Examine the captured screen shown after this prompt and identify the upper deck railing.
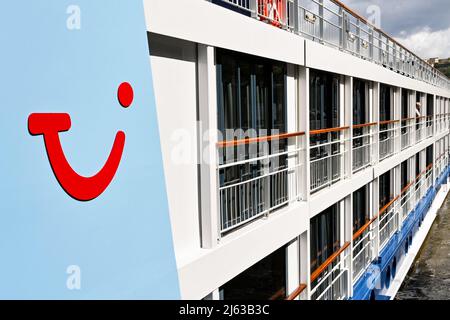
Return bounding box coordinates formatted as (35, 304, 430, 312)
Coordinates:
(210, 0, 450, 90)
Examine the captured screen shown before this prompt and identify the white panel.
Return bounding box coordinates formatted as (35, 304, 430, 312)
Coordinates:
(149, 37, 201, 266)
(144, 0, 305, 66)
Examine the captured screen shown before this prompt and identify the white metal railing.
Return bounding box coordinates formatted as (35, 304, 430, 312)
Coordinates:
(351, 164, 434, 282)
(379, 121, 398, 161)
(415, 116, 425, 143)
(401, 118, 414, 150)
(425, 116, 434, 138)
(435, 154, 448, 180)
(437, 114, 443, 133)
(399, 164, 433, 226)
(310, 127, 349, 192)
(352, 225, 375, 283)
(437, 113, 449, 133)
(378, 197, 399, 251)
(352, 123, 376, 173)
(211, 0, 450, 90)
(310, 243, 351, 300)
(217, 133, 305, 234)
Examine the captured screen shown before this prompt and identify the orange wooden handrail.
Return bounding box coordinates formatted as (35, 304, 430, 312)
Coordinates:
(269, 288, 286, 301)
(310, 126, 350, 135)
(353, 122, 377, 129)
(216, 131, 305, 148)
(401, 117, 416, 121)
(379, 119, 400, 125)
(286, 284, 307, 300)
(352, 216, 378, 241)
(310, 242, 350, 283)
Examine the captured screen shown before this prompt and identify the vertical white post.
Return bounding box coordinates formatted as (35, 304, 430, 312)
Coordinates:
(394, 87, 401, 153)
(340, 76, 346, 180)
(373, 82, 380, 165)
(394, 165, 401, 231)
(420, 149, 426, 198)
(287, 64, 298, 201)
(286, 238, 300, 299)
(368, 181, 375, 258)
(373, 178, 380, 258)
(198, 44, 219, 248)
(299, 230, 310, 300)
(299, 67, 311, 199)
(411, 90, 417, 144)
(345, 194, 353, 297)
(345, 76, 353, 177)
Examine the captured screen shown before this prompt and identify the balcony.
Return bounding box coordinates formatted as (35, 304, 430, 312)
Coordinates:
(425, 116, 434, 138)
(399, 164, 433, 224)
(217, 132, 305, 234)
(435, 154, 448, 181)
(310, 126, 349, 193)
(379, 120, 398, 161)
(350, 163, 434, 283)
(378, 196, 399, 251)
(415, 116, 426, 143)
(310, 242, 351, 300)
(352, 123, 376, 173)
(401, 118, 414, 150)
(352, 219, 375, 283)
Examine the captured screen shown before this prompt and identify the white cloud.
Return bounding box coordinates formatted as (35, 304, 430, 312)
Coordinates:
(395, 27, 450, 59)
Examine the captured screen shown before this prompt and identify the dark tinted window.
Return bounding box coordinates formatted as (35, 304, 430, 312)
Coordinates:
(353, 185, 369, 232)
(310, 69, 340, 130)
(310, 204, 340, 273)
(220, 246, 287, 300)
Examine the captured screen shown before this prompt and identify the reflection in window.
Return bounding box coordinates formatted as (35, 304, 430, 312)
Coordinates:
(309, 69, 340, 131)
(310, 204, 340, 273)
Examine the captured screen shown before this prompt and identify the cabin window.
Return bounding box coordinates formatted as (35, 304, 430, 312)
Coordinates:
(401, 89, 409, 119)
(353, 79, 369, 126)
(380, 84, 392, 122)
(309, 69, 340, 131)
(427, 94, 434, 118)
(415, 153, 421, 192)
(217, 49, 286, 136)
(379, 171, 391, 208)
(401, 160, 408, 190)
(426, 145, 433, 166)
(310, 204, 340, 273)
(353, 185, 369, 233)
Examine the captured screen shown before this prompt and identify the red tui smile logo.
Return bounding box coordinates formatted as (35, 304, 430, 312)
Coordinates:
(28, 82, 134, 201)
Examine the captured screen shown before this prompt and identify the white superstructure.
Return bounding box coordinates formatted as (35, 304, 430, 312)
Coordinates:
(143, 0, 450, 300)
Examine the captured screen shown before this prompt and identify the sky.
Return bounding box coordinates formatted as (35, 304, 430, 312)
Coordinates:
(339, 0, 450, 59)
